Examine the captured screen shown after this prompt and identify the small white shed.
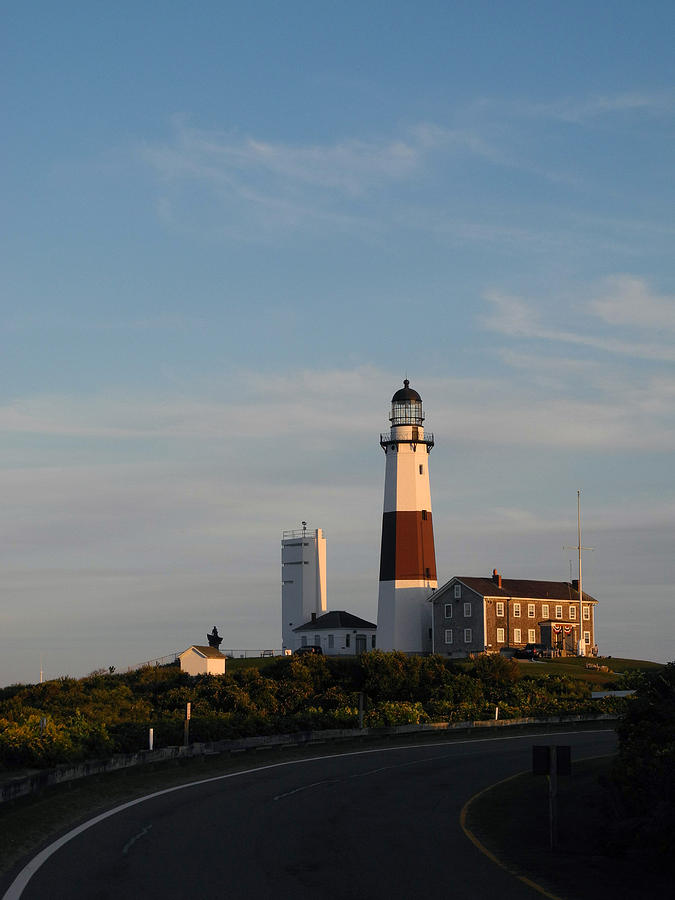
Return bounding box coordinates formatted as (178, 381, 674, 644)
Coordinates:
(179, 645, 226, 676)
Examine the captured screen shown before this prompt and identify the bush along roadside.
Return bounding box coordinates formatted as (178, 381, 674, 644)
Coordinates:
(0, 652, 631, 769)
(603, 661, 675, 862)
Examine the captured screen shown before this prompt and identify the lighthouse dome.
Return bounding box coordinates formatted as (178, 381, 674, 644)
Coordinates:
(391, 379, 421, 403)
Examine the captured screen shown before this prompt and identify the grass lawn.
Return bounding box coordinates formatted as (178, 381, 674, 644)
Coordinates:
(465, 756, 669, 900)
(513, 656, 662, 686)
(224, 655, 283, 672)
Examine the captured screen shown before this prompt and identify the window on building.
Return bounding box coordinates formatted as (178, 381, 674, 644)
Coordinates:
(444, 629, 453, 644)
(496, 627, 505, 643)
(371, 635, 376, 648)
(314, 635, 320, 646)
(454, 584, 461, 599)
(569, 606, 576, 619)
(555, 605, 563, 619)
(496, 602, 504, 617)
(419, 464, 424, 475)
(422, 509, 427, 520)
(513, 603, 521, 618)
(514, 628, 522, 643)
(444, 604, 453, 618)
(528, 629, 536, 643)
(328, 634, 334, 649)
(425, 567, 431, 578)
(583, 606, 590, 620)
(464, 628, 472, 643)
(542, 604, 549, 618)
(301, 636, 307, 647)
(463, 602, 472, 617)
(528, 604, 535, 618)
(345, 634, 350, 648)
(584, 631, 591, 645)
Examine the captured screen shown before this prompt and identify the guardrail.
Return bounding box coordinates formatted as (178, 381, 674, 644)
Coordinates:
(0, 713, 618, 804)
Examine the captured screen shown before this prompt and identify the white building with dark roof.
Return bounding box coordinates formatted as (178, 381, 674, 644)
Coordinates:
(293, 610, 377, 655)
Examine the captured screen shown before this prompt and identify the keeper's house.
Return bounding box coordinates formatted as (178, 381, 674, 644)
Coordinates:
(430, 569, 597, 658)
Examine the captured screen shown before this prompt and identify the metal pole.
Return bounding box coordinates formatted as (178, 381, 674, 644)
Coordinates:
(577, 491, 585, 657)
(184, 702, 191, 746)
(149, 728, 154, 751)
(549, 746, 558, 850)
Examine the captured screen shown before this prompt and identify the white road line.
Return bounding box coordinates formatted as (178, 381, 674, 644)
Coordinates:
(2, 729, 614, 899)
(121, 824, 152, 856)
(273, 754, 453, 799)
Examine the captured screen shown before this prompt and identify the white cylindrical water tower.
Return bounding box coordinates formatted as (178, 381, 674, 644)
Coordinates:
(376, 380, 437, 652)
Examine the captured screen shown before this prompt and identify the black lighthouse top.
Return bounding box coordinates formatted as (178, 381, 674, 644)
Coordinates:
(390, 379, 424, 425)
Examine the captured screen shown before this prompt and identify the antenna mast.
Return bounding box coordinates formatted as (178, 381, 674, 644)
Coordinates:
(564, 490, 593, 656)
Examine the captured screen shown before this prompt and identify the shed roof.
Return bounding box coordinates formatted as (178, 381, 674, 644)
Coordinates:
(180, 645, 226, 659)
(293, 610, 377, 632)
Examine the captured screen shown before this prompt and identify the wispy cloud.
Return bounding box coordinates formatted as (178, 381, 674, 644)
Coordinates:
(590, 275, 675, 331)
(482, 277, 675, 362)
(142, 117, 508, 194)
(3, 356, 675, 455)
(481, 89, 675, 124)
(138, 118, 517, 237)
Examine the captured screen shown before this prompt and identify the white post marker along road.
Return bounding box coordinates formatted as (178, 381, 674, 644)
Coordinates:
(3, 730, 615, 899)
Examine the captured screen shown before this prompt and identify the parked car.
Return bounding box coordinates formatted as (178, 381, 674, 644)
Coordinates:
(294, 645, 323, 656)
(514, 643, 546, 660)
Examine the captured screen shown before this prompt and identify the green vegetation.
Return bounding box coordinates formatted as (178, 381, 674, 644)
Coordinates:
(608, 661, 675, 857)
(0, 651, 649, 771)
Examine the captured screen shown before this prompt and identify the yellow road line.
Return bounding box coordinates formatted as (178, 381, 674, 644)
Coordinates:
(459, 752, 615, 900)
(459, 771, 564, 900)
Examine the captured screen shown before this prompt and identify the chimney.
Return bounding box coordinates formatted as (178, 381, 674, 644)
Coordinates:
(572, 579, 579, 591)
(311, 612, 316, 622)
(492, 568, 502, 589)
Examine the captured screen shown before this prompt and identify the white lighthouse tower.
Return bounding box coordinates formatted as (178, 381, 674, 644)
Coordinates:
(377, 380, 437, 652)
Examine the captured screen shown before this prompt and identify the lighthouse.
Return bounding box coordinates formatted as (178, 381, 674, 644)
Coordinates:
(377, 379, 437, 652)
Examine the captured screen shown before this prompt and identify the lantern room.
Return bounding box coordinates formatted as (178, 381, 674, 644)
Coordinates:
(390, 379, 424, 425)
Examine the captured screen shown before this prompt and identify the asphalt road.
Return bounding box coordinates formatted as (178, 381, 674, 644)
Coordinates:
(4, 728, 616, 900)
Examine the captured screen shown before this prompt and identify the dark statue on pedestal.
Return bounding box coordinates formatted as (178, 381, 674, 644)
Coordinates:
(207, 626, 223, 649)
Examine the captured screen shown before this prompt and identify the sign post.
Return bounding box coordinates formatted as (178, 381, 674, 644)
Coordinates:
(184, 702, 191, 746)
(533, 745, 571, 850)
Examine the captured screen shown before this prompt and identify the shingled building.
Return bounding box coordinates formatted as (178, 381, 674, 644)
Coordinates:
(430, 569, 597, 658)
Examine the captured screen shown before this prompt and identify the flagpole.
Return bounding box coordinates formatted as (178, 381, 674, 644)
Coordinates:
(577, 490, 585, 657)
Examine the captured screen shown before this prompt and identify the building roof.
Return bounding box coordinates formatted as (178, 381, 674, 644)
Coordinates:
(180, 645, 226, 659)
(293, 610, 377, 632)
(439, 576, 597, 604)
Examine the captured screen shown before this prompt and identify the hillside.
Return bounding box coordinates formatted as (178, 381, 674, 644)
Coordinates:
(0, 652, 661, 771)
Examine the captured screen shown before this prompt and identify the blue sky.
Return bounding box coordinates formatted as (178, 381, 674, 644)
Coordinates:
(2, 2, 674, 683)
